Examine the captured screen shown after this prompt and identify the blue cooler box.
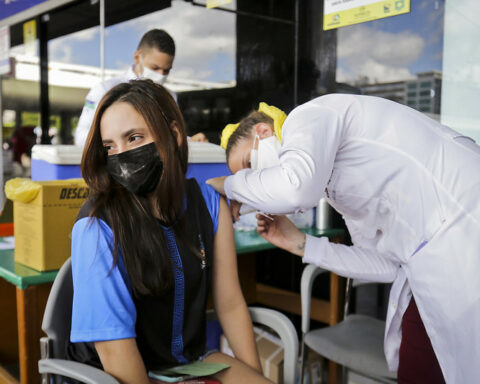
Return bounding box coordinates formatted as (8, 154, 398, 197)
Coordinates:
(31, 142, 230, 182)
(186, 141, 231, 183)
(31, 145, 83, 181)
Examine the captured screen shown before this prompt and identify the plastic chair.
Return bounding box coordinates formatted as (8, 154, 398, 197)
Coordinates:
(300, 264, 397, 384)
(39, 258, 299, 384)
(38, 258, 119, 384)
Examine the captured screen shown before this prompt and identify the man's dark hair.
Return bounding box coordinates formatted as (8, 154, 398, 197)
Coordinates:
(137, 29, 175, 56)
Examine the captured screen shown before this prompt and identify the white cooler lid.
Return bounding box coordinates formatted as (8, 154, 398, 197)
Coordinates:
(32, 142, 226, 165)
(32, 144, 83, 165)
(188, 141, 226, 163)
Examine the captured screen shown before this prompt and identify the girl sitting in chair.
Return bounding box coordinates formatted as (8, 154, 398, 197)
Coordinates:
(67, 79, 271, 384)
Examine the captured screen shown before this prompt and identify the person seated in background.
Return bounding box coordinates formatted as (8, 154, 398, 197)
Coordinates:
(67, 79, 271, 384)
(74, 29, 207, 146)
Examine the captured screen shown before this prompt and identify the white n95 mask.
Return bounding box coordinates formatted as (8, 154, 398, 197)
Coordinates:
(255, 135, 282, 169)
(141, 64, 168, 85)
(250, 135, 259, 169)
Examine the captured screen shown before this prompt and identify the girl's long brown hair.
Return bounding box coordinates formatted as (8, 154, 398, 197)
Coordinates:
(82, 79, 189, 296)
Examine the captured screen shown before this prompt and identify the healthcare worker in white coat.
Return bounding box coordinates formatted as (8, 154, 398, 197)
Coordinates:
(208, 95, 480, 384)
(74, 29, 178, 147)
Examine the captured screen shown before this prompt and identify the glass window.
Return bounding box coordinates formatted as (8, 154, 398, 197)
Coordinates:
(48, 26, 100, 144)
(105, 2, 236, 84)
(105, 2, 236, 140)
(336, 2, 445, 120)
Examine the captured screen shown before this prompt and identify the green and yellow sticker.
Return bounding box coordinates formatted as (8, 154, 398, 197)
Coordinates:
(206, 0, 232, 9)
(323, 0, 410, 31)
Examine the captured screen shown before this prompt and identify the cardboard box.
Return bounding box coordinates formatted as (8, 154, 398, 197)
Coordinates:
(13, 179, 89, 271)
(220, 326, 284, 383)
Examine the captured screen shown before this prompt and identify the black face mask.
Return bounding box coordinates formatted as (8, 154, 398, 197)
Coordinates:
(106, 142, 163, 195)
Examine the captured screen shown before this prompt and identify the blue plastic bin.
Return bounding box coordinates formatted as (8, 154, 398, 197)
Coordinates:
(31, 145, 83, 181)
(31, 142, 231, 183)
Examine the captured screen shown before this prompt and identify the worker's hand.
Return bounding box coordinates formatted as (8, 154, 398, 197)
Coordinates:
(256, 214, 306, 257)
(230, 200, 242, 222)
(206, 176, 244, 221)
(206, 176, 227, 196)
(189, 132, 209, 142)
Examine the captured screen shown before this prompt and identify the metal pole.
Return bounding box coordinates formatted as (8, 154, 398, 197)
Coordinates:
(0, 75, 4, 210)
(38, 15, 51, 144)
(293, 0, 299, 107)
(100, 0, 105, 80)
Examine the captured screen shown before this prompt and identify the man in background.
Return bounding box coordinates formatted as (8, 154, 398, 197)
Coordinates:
(75, 29, 207, 145)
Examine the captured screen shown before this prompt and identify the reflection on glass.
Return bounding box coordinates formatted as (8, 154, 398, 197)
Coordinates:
(336, 1, 445, 121)
(47, 27, 101, 144)
(106, 1, 236, 85)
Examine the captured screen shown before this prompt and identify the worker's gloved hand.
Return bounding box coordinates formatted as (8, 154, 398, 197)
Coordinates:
(256, 214, 306, 257)
(229, 200, 243, 222)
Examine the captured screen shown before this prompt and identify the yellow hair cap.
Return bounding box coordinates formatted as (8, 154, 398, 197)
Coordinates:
(220, 123, 239, 150)
(258, 102, 287, 141)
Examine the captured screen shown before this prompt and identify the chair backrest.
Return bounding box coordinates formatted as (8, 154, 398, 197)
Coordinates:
(206, 307, 299, 384)
(42, 258, 73, 359)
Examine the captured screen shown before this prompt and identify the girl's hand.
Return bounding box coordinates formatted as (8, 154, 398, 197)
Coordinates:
(256, 214, 306, 257)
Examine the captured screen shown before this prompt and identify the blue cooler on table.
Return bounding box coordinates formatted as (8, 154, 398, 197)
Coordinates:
(31, 142, 230, 183)
(186, 141, 231, 183)
(31, 145, 83, 181)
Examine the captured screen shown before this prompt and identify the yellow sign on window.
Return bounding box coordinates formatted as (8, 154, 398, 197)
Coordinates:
(23, 19, 37, 56)
(206, 0, 232, 9)
(323, 0, 410, 30)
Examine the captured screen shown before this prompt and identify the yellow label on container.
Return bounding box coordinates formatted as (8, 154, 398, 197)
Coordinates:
(206, 0, 232, 9)
(324, 0, 410, 31)
(23, 19, 36, 56)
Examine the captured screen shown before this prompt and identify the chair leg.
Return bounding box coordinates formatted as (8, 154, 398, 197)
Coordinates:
(341, 366, 347, 384)
(299, 338, 308, 384)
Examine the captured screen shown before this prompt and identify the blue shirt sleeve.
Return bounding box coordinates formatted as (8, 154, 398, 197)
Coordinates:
(70, 217, 137, 343)
(198, 182, 220, 234)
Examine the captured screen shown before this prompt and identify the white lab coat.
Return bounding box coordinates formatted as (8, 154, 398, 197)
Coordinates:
(74, 66, 177, 146)
(224, 94, 480, 383)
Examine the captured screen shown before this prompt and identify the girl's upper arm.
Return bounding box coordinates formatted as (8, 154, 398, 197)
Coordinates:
(211, 197, 243, 311)
(70, 217, 136, 343)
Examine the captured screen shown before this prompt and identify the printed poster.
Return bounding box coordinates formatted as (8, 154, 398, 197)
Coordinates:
(206, 0, 232, 9)
(324, 0, 410, 30)
(23, 19, 36, 56)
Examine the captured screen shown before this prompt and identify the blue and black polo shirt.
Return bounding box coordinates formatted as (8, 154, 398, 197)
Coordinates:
(67, 179, 220, 370)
